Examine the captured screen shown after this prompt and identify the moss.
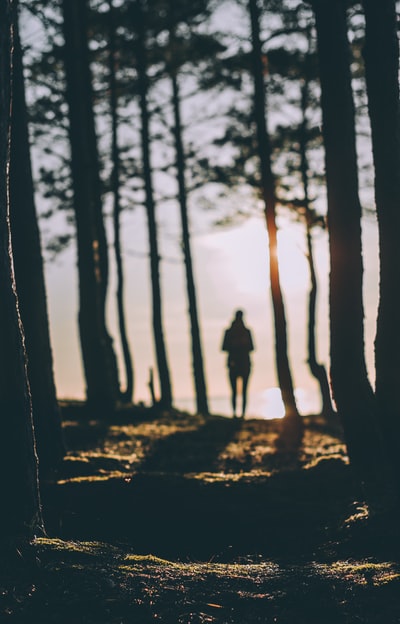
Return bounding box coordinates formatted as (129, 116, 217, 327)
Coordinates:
(1, 536, 398, 622)
(123, 553, 180, 567)
(10, 407, 397, 622)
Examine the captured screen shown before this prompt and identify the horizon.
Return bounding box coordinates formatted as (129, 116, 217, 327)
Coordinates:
(45, 212, 379, 416)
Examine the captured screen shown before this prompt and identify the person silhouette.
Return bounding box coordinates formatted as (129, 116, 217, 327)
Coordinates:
(221, 309, 255, 418)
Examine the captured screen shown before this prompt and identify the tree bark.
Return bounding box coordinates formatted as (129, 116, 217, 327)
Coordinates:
(0, 0, 43, 543)
(135, 2, 173, 410)
(62, 0, 120, 413)
(10, 3, 65, 476)
(249, 0, 300, 425)
(311, 0, 384, 491)
(299, 71, 334, 419)
(108, 0, 134, 404)
(168, 33, 209, 415)
(362, 0, 400, 487)
(304, 218, 335, 419)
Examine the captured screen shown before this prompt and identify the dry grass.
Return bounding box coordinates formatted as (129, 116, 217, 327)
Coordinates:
(2, 405, 400, 622)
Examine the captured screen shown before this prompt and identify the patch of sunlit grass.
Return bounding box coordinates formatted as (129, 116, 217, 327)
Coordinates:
(313, 560, 400, 587)
(342, 503, 369, 526)
(191, 470, 272, 483)
(57, 473, 129, 485)
(34, 538, 121, 558)
(304, 455, 349, 470)
(121, 553, 280, 579)
(123, 554, 181, 567)
(374, 571, 400, 585)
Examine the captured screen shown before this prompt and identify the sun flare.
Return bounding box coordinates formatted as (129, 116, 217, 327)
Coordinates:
(276, 230, 309, 294)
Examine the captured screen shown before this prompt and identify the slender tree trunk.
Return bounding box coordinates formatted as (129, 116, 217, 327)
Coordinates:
(249, 0, 300, 424)
(169, 64, 209, 415)
(136, 5, 173, 410)
(311, 0, 385, 492)
(362, 0, 400, 488)
(108, 0, 134, 404)
(0, 0, 43, 543)
(10, 4, 65, 476)
(299, 73, 334, 419)
(62, 0, 120, 413)
(304, 219, 335, 419)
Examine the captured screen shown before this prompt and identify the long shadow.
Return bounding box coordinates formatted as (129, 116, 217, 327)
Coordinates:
(272, 415, 305, 471)
(62, 421, 110, 453)
(45, 410, 359, 561)
(139, 414, 241, 474)
(60, 402, 163, 454)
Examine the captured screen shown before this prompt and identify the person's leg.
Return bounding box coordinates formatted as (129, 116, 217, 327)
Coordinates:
(229, 370, 237, 417)
(241, 373, 249, 418)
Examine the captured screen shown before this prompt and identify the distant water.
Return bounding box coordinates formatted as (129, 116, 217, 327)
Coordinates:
(176, 387, 321, 419)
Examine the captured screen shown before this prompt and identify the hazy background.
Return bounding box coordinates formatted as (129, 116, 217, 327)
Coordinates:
(23, 1, 380, 418)
(44, 208, 379, 418)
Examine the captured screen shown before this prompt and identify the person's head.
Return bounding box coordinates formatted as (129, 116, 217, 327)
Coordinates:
(234, 309, 243, 322)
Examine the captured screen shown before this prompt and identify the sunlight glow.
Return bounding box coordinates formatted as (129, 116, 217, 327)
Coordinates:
(276, 230, 309, 294)
(180, 385, 320, 419)
(252, 388, 285, 419)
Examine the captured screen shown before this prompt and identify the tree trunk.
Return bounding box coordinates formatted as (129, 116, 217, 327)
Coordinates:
(362, 0, 400, 488)
(311, 0, 385, 491)
(249, 0, 300, 425)
(108, 0, 134, 404)
(305, 219, 335, 419)
(10, 3, 65, 476)
(0, 0, 43, 544)
(135, 5, 173, 410)
(169, 59, 209, 415)
(62, 0, 120, 413)
(299, 71, 335, 420)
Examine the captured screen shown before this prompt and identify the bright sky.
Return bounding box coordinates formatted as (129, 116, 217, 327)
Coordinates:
(25, 0, 381, 418)
(44, 208, 380, 417)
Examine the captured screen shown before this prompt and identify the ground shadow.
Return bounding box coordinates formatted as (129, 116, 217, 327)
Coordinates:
(273, 415, 305, 470)
(5, 538, 400, 623)
(139, 415, 242, 474)
(42, 409, 355, 562)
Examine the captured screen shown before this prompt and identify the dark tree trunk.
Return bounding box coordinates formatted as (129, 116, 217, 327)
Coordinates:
(304, 218, 335, 419)
(62, 0, 120, 413)
(362, 0, 400, 486)
(0, 0, 43, 544)
(311, 0, 385, 491)
(108, 0, 134, 404)
(135, 4, 173, 410)
(249, 0, 300, 425)
(169, 61, 209, 416)
(9, 4, 65, 476)
(299, 72, 335, 420)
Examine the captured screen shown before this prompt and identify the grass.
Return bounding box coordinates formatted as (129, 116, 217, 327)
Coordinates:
(2, 404, 400, 623)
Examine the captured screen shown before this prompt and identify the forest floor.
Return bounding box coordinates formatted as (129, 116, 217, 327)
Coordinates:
(2, 403, 400, 623)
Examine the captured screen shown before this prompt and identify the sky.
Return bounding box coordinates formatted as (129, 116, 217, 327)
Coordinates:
(23, 0, 383, 418)
(44, 206, 380, 418)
